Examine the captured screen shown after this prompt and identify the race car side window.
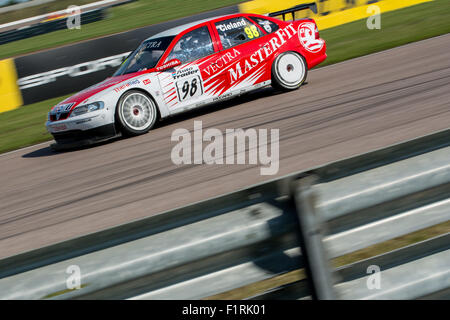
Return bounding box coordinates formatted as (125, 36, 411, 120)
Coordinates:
(249, 17, 280, 34)
(215, 17, 263, 50)
(166, 26, 214, 64)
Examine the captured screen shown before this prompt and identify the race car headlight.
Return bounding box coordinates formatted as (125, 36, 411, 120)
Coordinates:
(70, 101, 104, 117)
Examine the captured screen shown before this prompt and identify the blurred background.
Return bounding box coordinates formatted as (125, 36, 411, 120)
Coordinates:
(0, 0, 30, 6)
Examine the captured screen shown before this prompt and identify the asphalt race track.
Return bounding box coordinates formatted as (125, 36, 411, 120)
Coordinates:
(0, 34, 449, 259)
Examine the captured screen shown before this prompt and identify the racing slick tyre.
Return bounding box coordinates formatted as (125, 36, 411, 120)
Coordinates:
(271, 51, 307, 91)
(116, 90, 158, 136)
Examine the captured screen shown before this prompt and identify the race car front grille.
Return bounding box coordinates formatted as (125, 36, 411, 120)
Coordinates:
(50, 112, 70, 122)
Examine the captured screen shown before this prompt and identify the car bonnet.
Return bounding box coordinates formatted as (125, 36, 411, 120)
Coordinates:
(51, 73, 144, 112)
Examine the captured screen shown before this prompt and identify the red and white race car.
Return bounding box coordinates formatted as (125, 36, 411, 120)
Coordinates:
(46, 3, 326, 148)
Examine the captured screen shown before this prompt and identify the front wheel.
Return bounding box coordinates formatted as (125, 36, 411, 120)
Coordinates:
(116, 90, 158, 136)
(271, 51, 307, 91)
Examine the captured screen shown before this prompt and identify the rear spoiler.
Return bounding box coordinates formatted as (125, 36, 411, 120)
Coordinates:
(268, 2, 318, 21)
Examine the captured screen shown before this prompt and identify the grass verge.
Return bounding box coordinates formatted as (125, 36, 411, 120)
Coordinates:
(0, 0, 449, 153)
(0, 94, 71, 153)
(321, 0, 450, 66)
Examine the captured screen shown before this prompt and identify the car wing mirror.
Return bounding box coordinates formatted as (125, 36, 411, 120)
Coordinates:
(156, 59, 181, 71)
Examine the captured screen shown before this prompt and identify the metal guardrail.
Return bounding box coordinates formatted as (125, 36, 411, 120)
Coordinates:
(0, 128, 449, 299)
(295, 146, 450, 299)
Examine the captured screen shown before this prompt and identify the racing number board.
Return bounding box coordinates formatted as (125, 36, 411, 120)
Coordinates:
(173, 66, 204, 102)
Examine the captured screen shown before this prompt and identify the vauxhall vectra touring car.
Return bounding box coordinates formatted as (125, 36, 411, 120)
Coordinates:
(46, 3, 327, 148)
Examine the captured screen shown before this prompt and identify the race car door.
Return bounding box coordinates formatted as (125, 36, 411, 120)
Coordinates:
(157, 25, 217, 112)
(206, 16, 269, 96)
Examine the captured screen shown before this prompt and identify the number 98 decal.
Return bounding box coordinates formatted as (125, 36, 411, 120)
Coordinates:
(176, 76, 204, 102)
(244, 25, 260, 39)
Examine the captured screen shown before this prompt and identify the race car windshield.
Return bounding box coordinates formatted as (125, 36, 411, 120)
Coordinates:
(113, 36, 175, 76)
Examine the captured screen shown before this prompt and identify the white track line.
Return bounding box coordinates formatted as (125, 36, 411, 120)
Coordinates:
(0, 141, 53, 157)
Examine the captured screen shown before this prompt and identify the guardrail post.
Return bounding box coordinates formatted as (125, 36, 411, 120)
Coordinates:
(293, 175, 336, 299)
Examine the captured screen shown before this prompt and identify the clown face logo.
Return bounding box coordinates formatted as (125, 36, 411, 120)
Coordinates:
(298, 22, 324, 53)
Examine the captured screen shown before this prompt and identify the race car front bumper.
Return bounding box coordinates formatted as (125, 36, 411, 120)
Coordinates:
(51, 123, 117, 143)
(46, 109, 118, 148)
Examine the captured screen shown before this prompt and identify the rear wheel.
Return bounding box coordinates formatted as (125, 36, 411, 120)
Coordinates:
(271, 51, 307, 91)
(116, 90, 158, 136)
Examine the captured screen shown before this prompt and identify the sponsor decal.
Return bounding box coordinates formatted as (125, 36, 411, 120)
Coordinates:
(172, 66, 199, 80)
(216, 18, 247, 32)
(213, 92, 232, 102)
(254, 82, 267, 89)
(229, 24, 297, 84)
(204, 48, 240, 77)
(145, 40, 163, 49)
(156, 59, 181, 72)
(260, 21, 273, 34)
(113, 79, 140, 93)
(143, 79, 151, 85)
(298, 22, 324, 53)
(18, 52, 131, 90)
(169, 65, 205, 102)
